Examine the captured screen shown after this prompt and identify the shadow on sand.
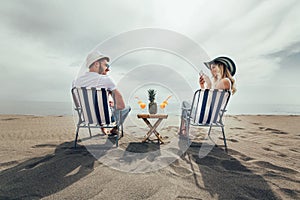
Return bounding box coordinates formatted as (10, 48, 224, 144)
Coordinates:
(0, 137, 280, 199)
(0, 141, 96, 199)
(178, 140, 279, 200)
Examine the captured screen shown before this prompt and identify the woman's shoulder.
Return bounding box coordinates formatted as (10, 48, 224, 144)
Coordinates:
(220, 78, 231, 90)
(222, 77, 231, 83)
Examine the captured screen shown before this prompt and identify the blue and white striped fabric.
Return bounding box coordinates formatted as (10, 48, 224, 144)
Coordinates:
(71, 87, 80, 109)
(191, 89, 230, 125)
(76, 87, 112, 125)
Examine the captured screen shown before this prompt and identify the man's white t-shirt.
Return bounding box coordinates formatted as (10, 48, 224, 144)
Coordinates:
(73, 72, 117, 91)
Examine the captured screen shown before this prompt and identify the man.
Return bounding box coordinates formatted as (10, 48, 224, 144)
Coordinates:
(73, 51, 131, 135)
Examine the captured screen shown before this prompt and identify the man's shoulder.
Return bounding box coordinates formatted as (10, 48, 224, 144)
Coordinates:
(99, 74, 110, 77)
(74, 72, 116, 89)
(74, 72, 99, 87)
(85, 72, 100, 77)
(99, 74, 113, 80)
(78, 72, 100, 79)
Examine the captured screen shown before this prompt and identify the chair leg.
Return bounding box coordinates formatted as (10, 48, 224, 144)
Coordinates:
(179, 116, 184, 133)
(116, 131, 119, 147)
(117, 110, 123, 144)
(88, 125, 92, 137)
(179, 108, 187, 134)
(208, 124, 213, 136)
(121, 123, 124, 138)
(221, 126, 228, 152)
(207, 124, 216, 146)
(74, 126, 80, 148)
(186, 119, 191, 145)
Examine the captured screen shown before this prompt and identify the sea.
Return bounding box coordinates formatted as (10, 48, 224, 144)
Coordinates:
(0, 101, 299, 116)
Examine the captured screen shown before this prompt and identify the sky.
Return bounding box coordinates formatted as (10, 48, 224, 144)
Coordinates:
(0, 0, 300, 114)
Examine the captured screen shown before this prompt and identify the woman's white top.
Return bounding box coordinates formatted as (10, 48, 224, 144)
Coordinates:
(212, 77, 232, 91)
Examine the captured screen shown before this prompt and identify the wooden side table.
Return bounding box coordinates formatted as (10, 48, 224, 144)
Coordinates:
(137, 114, 168, 144)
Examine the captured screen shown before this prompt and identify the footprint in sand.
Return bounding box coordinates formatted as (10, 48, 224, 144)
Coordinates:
(0, 160, 19, 167)
(32, 144, 57, 148)
(1, 117, 19, 121)
(248, 131, 258, 135)
(232, 116, 242, 121)
(217, 137, 238, 143)
(265, 128, 288, 135)
(229, 149, 254, 161)
(252, 122, 262, 125)
(259, 127, 288, 135)
(230, 127, 245, 130)
(262, 147, 274, 152)
(280, 188, 299, 199)
(262, 146, 287, 156)
(253, 161, 297, 174)
(241, 156, 254, 161)
(289, 148, 299, 153)
(277, 153, 287, 157)
(270, 142, 284, 147)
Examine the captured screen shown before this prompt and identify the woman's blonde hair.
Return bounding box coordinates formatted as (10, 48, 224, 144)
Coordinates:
(215, 63, 237, 94)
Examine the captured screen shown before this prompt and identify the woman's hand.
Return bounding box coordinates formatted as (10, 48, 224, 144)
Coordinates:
(199, 74, 212, 89)
(199, 75, 205, 88)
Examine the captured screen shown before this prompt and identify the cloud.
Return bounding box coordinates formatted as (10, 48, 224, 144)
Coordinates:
(0, 0, 299, 108)
(267, 41, 300, 69)
(199, 0, 300, 86)
(0, 0, 159, 56)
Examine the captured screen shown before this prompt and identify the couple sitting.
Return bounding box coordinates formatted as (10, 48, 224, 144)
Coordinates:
(73, 51, 131, 136)
(73, 51, 237, 137)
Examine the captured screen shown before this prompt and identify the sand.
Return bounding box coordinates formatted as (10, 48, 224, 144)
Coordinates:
(0, 114, 299, 200)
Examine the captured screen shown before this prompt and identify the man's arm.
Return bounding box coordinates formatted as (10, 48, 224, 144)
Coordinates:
(112, 89, 125, 110)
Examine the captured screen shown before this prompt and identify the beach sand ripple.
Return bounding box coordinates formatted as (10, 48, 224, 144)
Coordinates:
(0, 114, 299, 199)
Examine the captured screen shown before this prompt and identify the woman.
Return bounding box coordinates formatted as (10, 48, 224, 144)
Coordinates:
(179, 56, 237, 136)
(200, 56, 236, 94)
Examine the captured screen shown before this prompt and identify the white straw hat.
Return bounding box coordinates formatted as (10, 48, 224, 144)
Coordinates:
(86, 51, 110, 68)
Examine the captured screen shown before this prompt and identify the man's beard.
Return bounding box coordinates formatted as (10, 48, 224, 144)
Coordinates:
(98, 67, 105, 74)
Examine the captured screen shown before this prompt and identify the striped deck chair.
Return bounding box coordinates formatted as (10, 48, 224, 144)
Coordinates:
(71, 87, 122, 148)
(181, 89, 231, 151)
